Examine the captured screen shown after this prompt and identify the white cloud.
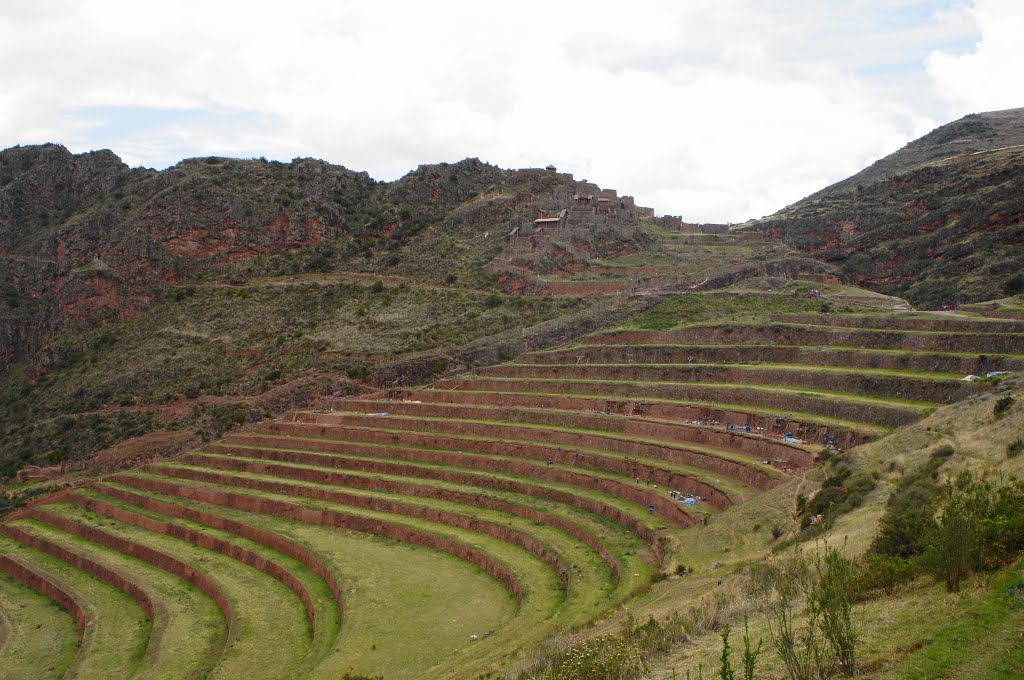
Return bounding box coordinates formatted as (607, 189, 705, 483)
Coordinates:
(926, 0, 1024, 115)
(0, 0, 1009, 222)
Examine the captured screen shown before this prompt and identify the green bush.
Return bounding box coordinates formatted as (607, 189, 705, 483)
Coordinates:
(1008, 438, 1024, 459)
(801, 465, 876, 528)
(852, 554, 914, 597)
(870, 447, 952, 558)
(993, 395, 1014, 417)
(346, 365, 371, 381)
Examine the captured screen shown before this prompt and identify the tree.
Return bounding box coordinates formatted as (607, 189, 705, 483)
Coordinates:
(919, 483, 981, 592)
(811, 541, 858, 676)
(740, 616, 763, 680)
(747, 540, 858, 679)
(718, 623, 735, 680)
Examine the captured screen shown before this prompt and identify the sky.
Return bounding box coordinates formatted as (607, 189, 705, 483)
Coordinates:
(1, 0, 1022, 223)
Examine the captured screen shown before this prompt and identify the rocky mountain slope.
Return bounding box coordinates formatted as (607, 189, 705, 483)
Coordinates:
(747, 107, 1024, 307)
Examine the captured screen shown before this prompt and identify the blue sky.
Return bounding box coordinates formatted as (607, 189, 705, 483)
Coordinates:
(1, 0, 1020, 222)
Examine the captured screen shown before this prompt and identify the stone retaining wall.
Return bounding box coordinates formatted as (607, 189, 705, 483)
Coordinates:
(479, 363, 969, 404)
(523, 344, 1024, 375)
(285, 413, 798, 486)
(0, 553, 89, 635)
(405, 389, 872, 448)
(334, 399, 815, 466)
(90, 477, 526, 605)
(63, 492, 318, 636)
(195, 442, 661, 554)
(586, 326, 1024, 354)
(206, 437, 699, 526)
(92, 479, 347, 630)
(141, 461, 572, 591)
(256, 418, 741, 506)
(435, 377, 923, 428)
(105, 470, 620, 582)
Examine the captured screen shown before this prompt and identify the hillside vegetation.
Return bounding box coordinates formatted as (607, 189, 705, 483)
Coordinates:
(3, 112, 1024, 679)
(749, 108, 1024, 307)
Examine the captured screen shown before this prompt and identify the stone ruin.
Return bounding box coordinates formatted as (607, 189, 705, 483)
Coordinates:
(490, 166, 659, 291)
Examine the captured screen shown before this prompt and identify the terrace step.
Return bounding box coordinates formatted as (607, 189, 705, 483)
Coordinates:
(90, 483, 524, 680)
(585, 324, 1024, 354)
(431, 376, 926, 428)
(327, 398, 813, 467)
(276, 411, 770, 497)
(153, 459, 580, 593)
(277, 411, 789, 487)
(35, 501, 320, 679)
(397, 388, 878, 448)
(0, 533, 151, 679)
(85, 479, 347, 655)
(61, 490, 320, 660)
(245, 419, 751, 509)
(105, 468, 623, 585)
(104, 469, 590, 642)
(770, 313, 1024, 333)
(202, 439, 703, 527)
(0, 567, 80, 680)
(141, 462, 624, 613)
(187, 441, 667, 555)
(93, 469, 531, 605)
(521, 344, 1024, 376)
(8, 518, 227, 678)
(477, 363, 969, 403)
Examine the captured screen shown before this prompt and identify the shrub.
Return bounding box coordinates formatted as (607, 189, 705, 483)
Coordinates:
(748, 541, 859, 679)
(369, 280, 385, 294)
(870, 448, 951, 558)
(1008, 438, 1024, 459)
(801, 465, 876, 527)
(852, 554, 913, 597)
(919, 484, 981, 593)
(993, 395, 1014, 417)
(346, 365, 371, 381)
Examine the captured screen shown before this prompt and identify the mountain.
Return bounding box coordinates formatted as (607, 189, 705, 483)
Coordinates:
(746, 107, 1024, 307)
(0, 147, 675, 478)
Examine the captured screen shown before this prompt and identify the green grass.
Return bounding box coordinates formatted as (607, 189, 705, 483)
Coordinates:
(870, 568, 1024, 679)
(446, 374, 937, 410)
(110, 470, 581, 677)
(11, 518, 227, 680)
(0, 535, 150, 679)
(283, 412, 772, 492)
(140, 462, 620, 604)
(89, 480, 524, 679)
(74, 484, 343, 676)
(623, 293, 825, 331)
(503, 359, 964, 380)
(40, 501, 312, 680)
(0, 570, 79, 680)
(415, 387, 893, 438)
